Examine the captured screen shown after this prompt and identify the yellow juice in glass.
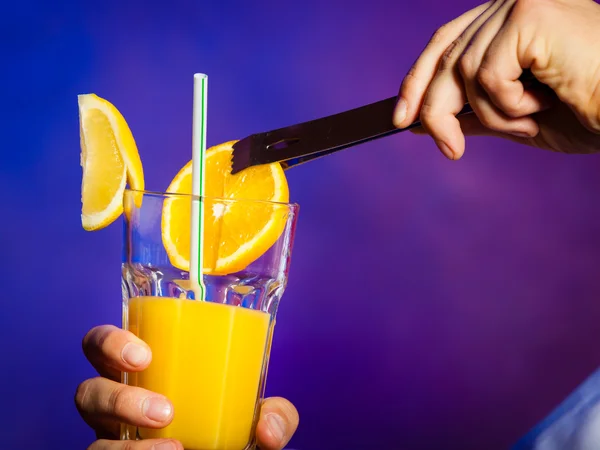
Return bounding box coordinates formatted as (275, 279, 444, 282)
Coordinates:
(127, 296, 272, 450)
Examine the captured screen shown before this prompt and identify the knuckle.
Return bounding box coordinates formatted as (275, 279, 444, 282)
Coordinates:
(477, 66, 498, 91)
(513, 0, 541, 14)
(107, 384, 132, 418)
(476, 111, 503, 131)
(419, 103, 439, 130)
(82, 326, 100, 351)
(83, 325, 115, 354)
(440, 39, 463, 70)
(121, 442, 136, 450)
(98, 330, 114, 356)
(400, 66, 419, 92)
(429, 24, 450, 46)
(404, 66, 418, 83)
(510, 0, 548, 29)
(75, 379, 93, 411)
(458, 52, 476, 79)
(502, 102, 523, 118)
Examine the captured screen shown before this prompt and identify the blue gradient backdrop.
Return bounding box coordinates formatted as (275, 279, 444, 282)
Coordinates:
(4, 0, 600, 449)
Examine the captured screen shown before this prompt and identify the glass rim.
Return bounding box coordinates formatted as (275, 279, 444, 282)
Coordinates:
(125, 188, 299, 208)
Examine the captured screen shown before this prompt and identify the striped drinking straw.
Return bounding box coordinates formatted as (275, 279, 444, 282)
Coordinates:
(189, 73, 208, 300)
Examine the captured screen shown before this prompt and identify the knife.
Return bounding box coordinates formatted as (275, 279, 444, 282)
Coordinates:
(231, 72, 537, 174)
(230, 97, 472, 174)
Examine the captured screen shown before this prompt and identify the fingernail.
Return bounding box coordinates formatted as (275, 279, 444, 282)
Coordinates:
(394, 97, 407, 126)
(266, 413, 286, 442)
(143, 397, 173, 422)
(437, 141, 456, 159)
(122, 342, 149, 367)
(152, 441, 178, 450)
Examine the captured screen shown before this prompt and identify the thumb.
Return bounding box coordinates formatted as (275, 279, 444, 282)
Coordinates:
(255, 397, 299, 450)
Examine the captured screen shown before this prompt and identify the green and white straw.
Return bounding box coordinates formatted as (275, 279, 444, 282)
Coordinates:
(190, 73, 208, 300)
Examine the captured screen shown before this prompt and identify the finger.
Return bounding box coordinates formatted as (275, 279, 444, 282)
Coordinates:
(88, 439, 183, 450)
(255, 397, 300, 450)
(75, 377, 174, 430)
(455, 113, 537, 146)
(456, 5, 545, 137)
(394, 1, 493, 128)
(418, 68, 468, 159)
(83, 325, 152, 380)
(406, 1, 506, 159)
(474, 16, 552, 121)
(411, 113, 535, 145)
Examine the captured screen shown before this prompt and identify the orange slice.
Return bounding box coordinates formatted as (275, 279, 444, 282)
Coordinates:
(78, 94, 144, 230)
(162, 140, 290, 275)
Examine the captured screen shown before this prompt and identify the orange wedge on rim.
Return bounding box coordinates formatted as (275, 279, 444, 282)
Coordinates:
(78, 94, 144, 230)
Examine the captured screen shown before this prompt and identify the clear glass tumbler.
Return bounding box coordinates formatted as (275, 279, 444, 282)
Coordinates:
(120, 189, 299, 450)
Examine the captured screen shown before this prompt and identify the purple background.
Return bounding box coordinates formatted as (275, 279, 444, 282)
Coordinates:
(4, 0, 600, 448)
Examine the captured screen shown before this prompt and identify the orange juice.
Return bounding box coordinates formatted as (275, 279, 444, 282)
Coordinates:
(127, 296, 272, 450)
